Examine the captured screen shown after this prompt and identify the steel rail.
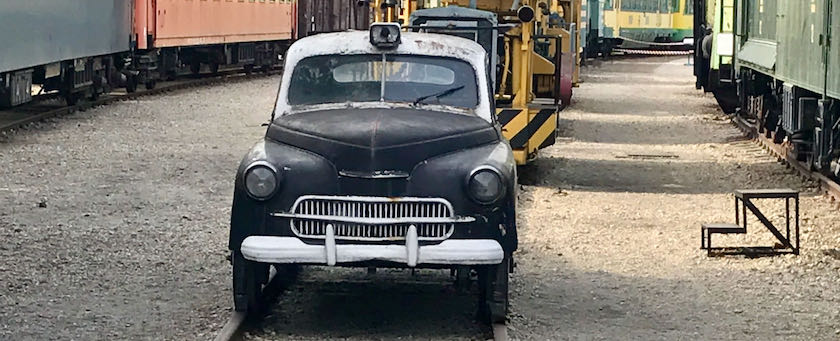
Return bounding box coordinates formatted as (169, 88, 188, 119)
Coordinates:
(492, 322, 509, 341)
(214, 267, 279, 341)
(213, 270, 510, 341)
(731, 115, 840, 203)
(0, 68, 279, 133)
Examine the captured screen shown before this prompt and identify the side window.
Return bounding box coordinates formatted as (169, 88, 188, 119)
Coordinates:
(685, 0, 694, 14)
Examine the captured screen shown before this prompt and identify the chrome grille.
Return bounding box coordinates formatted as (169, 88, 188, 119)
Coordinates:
(288, 196, 455, 241)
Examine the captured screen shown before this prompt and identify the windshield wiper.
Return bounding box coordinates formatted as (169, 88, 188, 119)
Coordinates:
(411, 85, 465, 105)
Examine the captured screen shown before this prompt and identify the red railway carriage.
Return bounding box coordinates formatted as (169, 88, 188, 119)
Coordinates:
(130, 0, 297, 89)
(134, 0, 295, 49)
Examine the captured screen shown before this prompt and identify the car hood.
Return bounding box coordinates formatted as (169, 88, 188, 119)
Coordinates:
(266, 108, 499, 173)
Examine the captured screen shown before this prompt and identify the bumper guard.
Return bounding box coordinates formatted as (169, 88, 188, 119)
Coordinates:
(240, 224, 503, 266)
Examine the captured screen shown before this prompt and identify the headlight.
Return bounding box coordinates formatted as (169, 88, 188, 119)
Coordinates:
(244, 162, 280, 200)
(467, 166, 505, 204)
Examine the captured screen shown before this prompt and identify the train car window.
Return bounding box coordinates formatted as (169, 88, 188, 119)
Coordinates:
(684, 0, 693, 14)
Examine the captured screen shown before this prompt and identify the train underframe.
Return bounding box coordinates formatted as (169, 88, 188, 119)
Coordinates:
(0, 41, 287, 108)
(738, 67, 840, 175)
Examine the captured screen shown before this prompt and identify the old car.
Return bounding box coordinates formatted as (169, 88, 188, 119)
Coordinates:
(228, 23, 517, 322)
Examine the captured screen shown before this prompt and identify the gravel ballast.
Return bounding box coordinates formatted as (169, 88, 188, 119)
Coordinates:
(1, 77, 279, 340)
(1, 57, 839, 340)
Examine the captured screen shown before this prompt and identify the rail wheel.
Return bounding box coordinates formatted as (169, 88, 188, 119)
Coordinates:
(477, 254, 510, 324)
(210, 62, 220, 75)
(232, 251, 269, 314)
(454, 266, 472, 295)
(125, 75, 138, 93)
(244, 64, 254, 75)
(63, 92, 80, 106)
(145, 80, 157, 90)
(165, 70, 177, 81)
(190, 62, 201, 76)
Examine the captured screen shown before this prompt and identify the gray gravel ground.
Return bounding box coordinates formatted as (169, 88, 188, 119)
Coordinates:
(0, 77, 278, 340)
(2, 57, 839, 341)
(511, 57, 840, 340)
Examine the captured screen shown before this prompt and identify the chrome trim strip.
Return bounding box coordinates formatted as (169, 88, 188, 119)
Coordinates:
(338, 170, 410, 179)
(270, 212, 475, 224)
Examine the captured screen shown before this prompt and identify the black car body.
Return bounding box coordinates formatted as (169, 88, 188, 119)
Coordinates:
(229, 24, 517, 322)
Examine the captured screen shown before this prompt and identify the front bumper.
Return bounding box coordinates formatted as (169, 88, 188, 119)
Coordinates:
(240, 226, 503, 266)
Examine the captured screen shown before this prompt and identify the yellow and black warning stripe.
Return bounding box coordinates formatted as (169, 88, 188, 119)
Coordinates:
(496, 107, 557, 164)
(497, 109, 521, 127)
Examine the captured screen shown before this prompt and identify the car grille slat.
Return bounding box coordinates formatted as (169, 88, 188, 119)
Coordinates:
(288, 196, 456, 241)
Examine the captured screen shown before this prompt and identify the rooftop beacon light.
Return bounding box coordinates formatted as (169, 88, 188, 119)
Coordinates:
(517, 5, 535, 22)
(369, 23, 401, 49)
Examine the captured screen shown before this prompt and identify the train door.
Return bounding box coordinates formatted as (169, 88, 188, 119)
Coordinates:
(815, 0, 839, 170)
(776, 0, 825, 92)
(826, 0, 838, 97)
(715, 0, 735, 83)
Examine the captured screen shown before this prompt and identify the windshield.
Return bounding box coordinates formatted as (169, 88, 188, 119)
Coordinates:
(287, 54, 479, 108)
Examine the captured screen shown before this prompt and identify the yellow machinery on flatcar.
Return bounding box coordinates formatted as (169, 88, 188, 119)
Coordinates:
(365, 0, 580, 165)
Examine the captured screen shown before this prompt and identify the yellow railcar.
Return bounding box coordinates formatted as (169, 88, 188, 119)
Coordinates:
(601, 0, 694, 46)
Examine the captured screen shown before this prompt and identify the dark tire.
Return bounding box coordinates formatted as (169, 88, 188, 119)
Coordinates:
(477, 255, 510, 324)
(145, 80, 157, 90)
(232, 251, 268, 314)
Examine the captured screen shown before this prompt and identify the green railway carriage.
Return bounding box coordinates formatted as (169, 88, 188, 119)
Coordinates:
(696, 0, 840, 174)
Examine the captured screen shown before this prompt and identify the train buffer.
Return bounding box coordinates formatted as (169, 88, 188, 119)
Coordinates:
(701, 189, 800, 256)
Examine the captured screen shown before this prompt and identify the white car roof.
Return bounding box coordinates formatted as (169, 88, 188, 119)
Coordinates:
(273, 30, 493, 123)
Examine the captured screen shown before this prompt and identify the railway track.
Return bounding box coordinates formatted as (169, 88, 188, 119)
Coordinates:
(612, 48, 692, 56)
(214, 270, 510, 341)
(0, 67, 280, 133)
(732, 115, 840, 203)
